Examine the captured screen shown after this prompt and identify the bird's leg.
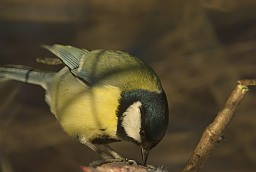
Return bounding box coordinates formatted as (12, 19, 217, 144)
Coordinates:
(101, 144, 138, 165)
(79, 137, 112, 160)
(79, 137, 137, 167)
(102, 144, 123, 159)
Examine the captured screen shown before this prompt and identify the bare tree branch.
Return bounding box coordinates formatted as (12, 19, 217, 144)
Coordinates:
(81, 161, 166, 172)
(182, 79, 256, 172)
(36, 57, 62, 65)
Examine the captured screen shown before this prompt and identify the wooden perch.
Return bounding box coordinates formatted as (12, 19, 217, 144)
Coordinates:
(182, 79, 256, 172)
(80, 161, 166, 172)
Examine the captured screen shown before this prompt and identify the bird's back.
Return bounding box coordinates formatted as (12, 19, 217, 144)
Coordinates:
(77, 49, 162, 92)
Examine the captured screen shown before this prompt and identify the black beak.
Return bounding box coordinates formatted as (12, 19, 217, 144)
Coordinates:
(141, 147, 149, 165)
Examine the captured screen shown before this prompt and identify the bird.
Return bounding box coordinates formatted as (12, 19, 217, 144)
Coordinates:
(0, 45, 169, 165)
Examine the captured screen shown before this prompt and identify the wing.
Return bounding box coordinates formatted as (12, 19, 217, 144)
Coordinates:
(44, 45, 162, 92)
(43, 45, 88, 70)
(43, 44, 93, 85)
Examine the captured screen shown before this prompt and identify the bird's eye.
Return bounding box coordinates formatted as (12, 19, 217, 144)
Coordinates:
(140, 130, 146, 139)
(140, 130, 150, 148)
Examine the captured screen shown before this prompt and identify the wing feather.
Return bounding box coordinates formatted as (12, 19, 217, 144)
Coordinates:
(42, 44, 88, 70)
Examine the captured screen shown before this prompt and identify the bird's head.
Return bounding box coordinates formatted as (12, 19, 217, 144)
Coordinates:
(117, 89, 169, 165)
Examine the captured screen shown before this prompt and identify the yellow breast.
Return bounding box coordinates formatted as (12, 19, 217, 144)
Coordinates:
(47, 67, 121, 141)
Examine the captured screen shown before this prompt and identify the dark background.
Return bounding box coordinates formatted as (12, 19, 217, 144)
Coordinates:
(0, 1, 256, 171)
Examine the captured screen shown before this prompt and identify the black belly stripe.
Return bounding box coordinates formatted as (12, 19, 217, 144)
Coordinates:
(91, 135, 121, 144)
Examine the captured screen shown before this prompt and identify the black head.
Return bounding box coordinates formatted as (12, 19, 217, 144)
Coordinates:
(117, 89, 169, 165)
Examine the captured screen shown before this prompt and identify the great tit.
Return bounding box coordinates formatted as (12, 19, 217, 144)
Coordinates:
(0, 45, 169, 165)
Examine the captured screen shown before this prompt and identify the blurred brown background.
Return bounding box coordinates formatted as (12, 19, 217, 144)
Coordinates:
(0, 0, 256, 171)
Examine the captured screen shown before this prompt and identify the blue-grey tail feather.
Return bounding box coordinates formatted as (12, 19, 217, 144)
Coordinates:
(0, 65, 54, 89)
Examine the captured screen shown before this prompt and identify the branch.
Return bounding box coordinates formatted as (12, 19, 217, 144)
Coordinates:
(36, 57, 62, 65)
(81, 161, 165, 172)
(182, 79, 256, 172)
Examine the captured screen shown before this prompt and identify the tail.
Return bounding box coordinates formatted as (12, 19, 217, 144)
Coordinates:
(0, 65, 55, 90)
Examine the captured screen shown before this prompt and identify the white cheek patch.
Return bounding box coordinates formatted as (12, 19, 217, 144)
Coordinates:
(122, 101, 142, 143)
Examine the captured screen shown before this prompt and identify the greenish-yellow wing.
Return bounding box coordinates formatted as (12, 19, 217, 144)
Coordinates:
(44, 44, 162, 92)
